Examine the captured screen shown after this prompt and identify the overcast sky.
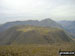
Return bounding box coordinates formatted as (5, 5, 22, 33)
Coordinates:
(0, 0, 75, 23)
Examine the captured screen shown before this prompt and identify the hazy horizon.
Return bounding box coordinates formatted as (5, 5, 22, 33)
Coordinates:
(0, 0, 75, 24)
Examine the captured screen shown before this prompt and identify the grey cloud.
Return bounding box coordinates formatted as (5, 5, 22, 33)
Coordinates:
(0, 0, 75, 23)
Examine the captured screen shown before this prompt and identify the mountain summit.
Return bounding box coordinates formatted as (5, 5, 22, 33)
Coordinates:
(0, 18, 62, 32)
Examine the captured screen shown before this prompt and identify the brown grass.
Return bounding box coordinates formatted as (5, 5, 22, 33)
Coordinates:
(0, 43, 75, 56)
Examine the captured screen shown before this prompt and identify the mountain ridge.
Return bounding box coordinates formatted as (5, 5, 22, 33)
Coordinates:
(0, 18, 62, 32)
(59, 20, 75, 39)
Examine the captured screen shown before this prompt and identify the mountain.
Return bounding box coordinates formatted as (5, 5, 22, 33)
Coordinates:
(59, 21, 75, 38)
(0, 18, 62, 32)
(0, 24, 1, 26)
(0, 26, 73, 45)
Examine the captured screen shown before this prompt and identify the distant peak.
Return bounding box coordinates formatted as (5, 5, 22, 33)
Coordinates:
(41, 18, 55, 22)
(43, 18, 51, 20)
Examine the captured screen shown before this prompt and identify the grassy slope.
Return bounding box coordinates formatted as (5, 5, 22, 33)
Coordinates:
(0, 43, 75, 56)
(0, 26, 73, 45)
(0, 26, 74, 56)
